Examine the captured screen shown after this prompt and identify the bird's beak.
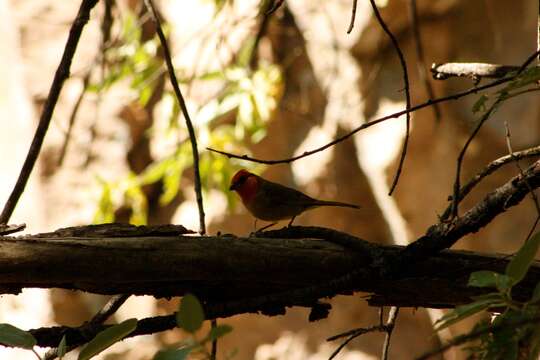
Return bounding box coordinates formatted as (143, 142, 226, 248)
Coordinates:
(229, 183, 237, 191)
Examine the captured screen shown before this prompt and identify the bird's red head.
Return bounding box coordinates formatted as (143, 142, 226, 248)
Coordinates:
(229, 169, 259, 203)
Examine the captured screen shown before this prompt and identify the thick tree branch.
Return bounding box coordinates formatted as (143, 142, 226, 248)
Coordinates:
(0, 159, 538, 350)
(15, 230, 540, 349)
(1, 223, 539, 310)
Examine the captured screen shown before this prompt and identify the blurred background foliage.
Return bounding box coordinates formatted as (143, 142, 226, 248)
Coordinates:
(92, 5, 282, 225)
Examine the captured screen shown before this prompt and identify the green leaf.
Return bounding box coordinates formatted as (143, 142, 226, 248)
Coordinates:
(468, 271, 514, 292)
(435, 299, 495, 331)
(470, 292, 504, 302)
(94, 179, 115, 224)
(0, 323, 37, 349)
(153, 348, 191, 360)
(78, 318, 137, 360)
(506, 231, 540, 285)
(176, 294, 205, 333)
(203, 324, 233, 343)
(472, 95, 489, 113)
(468, 271, 499, 288)
(495, 274, 515, 293)
(58, 334, 67, 358)
(503, 67, 540, 92)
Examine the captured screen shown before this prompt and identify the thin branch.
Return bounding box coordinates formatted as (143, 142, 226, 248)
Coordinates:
(408, 0, 441, 122)
(327, 324, 388, 342)
(43, 294, 131, 360)
(0, 0, 100, 225)
(207, 51, 540, 165)
(368, 0, 411, 195)
(143, 0, 206, 234)
(29, 267, 373, 349)
(31, 349, 41, 360)
(328, 325, 386, 360)
(440, 145, 540, 221)
(57, 71, 90, 167)
(402, 159, 540, 264)
(381, 306, 399, 360)
(450, 98, 502, 218)
(58, 0, 113, 167)
(0, 223, 26, 236)
(537, 0, 540, 64)
(347, 0, 358, 34)
(448, 52, 540, 219)
(91, 294, 131, 325)
(211, 319, 217, 360)
(326, 307, 399, 360)
(504, 121, 540, 216)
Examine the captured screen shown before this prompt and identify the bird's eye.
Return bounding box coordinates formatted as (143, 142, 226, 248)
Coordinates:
(237, 175, 248, 184)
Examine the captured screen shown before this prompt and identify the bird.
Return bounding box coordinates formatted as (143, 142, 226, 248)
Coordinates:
(229, 169, 360, 229)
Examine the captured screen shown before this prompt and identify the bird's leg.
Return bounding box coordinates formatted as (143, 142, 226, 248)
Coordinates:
(248, 219, 258, 237)
(249, 220, 278, 236)
(255, 222, 277, 233)
(287, 216, 296, 227)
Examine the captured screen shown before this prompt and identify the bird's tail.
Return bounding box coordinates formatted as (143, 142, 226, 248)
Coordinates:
(312, 200, 360, 209)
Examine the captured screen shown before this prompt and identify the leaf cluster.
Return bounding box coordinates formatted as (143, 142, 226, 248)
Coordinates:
(435, 232, 540, 359)
(92, 9, 283, 224)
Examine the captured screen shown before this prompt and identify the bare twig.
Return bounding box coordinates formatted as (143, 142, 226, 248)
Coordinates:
(328, 324, 388, 360)
(44, 294, 131, 360)
(58, 0, 113, 168)
(537, 0, 540, 64)
(450, 98, 502, 218)
(0, 0, 100, 225)
(368, 0, 411, 195)
(408, 0, 441, 122)
(504, 121, 540, 218)
(31, 349, 41, 360)
(0, 223, 26, 235)
(57, 72, 91, 167)
(448, 52, 540, 219)
(327, 324, 387, 342)
(440, 145, 540, 221)
(211, 319, 217, 360)
(381, 306, 399, 360)
(91, 294, 131, 324)
(208, 51, 540, 165)
(84, 0, 114, 167)
(143, 0, 206, 235)
(403, 159, 540, 263)
(326, 307, 399, 360)
(347, 0, 358, 34)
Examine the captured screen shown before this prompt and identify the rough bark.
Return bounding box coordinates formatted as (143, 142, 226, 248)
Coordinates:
(1, 223, 538, 311)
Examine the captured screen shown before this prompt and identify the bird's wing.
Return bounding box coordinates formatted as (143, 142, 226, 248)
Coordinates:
(258, 178, 319, 208)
